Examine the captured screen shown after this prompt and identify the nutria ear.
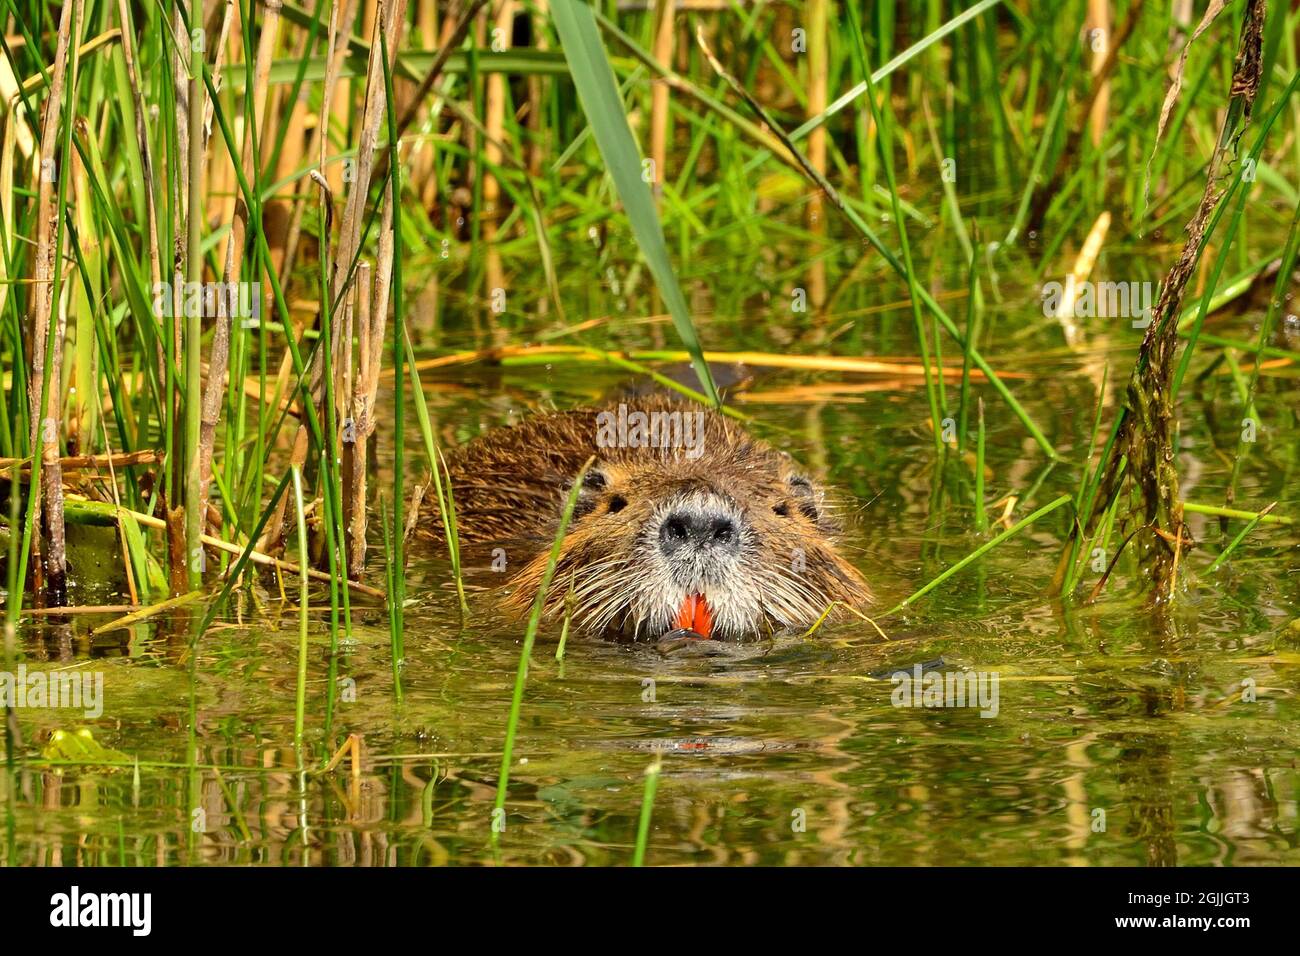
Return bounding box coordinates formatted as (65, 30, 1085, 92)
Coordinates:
(788, 474, 822, 522)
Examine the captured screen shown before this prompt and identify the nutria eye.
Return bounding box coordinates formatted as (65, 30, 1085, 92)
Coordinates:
(799, 501, 819, 522)
(773, 502, 790, 517)
(608, 495, 627, 513)
(583, 470, 607, 490)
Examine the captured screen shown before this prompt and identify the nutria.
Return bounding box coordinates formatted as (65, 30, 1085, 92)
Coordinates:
(442, 396, 871, 640)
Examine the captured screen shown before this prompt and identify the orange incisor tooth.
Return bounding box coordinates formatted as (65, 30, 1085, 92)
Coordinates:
(675, 594, 713, 639)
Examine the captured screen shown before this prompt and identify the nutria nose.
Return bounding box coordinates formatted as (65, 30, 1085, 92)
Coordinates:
(659, 510, 739, 555)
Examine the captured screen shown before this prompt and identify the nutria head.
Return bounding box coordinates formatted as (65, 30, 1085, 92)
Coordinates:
(484, 400, 872, 641)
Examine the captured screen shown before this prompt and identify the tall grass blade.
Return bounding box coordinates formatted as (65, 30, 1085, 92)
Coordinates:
(550, 0, 719, 406)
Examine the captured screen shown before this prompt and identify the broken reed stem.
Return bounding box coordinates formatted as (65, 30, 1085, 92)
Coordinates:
(25, 0, 80, 606)
(92, 501, 383, 599)
(345, 262, 376, 577)
(332, 0, 404, 311)
(184, 20, 207, 591)
(0, 450, 162, 473)
(260, 0, 405, 559)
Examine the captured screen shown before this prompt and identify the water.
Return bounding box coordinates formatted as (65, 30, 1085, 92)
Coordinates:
(4, 233, 1300, 867)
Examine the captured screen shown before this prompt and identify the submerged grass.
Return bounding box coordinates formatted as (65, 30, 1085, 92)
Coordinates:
(884, 494, 1073, 617)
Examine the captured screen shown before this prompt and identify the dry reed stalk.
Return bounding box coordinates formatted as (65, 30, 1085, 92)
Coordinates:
(371, 178, 395, 358)
(164, 1, 195, 594)
(804, 0, 828, 230)
(196, 0, 283, 529)
(332, 0, 408, 312)
(525, 0, 549, 179)
(648, 0, 674, 202)
(283, 0, 357, 282)
(26, 0, 80, 604)
(94, 504, 385, 599)
(202, 0, 237, 153)
(258, 0, 408, 556)
(326, 0, 361, 197)
(344, 261, 374, 575)
(207, 8, 240, 259)
(389, 343, 1023, 379)
(481, 0, 514, 239)
(66, 123, 99, 455)
(171, 3, 190, 234)
(184, 6, 208, 591)
(0, 450, 162, 472)
(1087, 0, 1112, 146)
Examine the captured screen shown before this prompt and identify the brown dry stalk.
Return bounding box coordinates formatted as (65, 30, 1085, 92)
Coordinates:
(480, 0, 514, 240)
(202, 0, 237, 155)
(26, 0, 81, 605)
(258, 0, 408, 557)
(648, 0, 674, 203)
(1087, 0, 1112, 146)
(1082, 0, 1264, 601)
(195, 0, 282, 532)
(0, 450, 162, 472)
(804, 0, 828, 233)
(283, 0, 357, 282)
(343, 262, 372, 576)
(164, 4, 192, 595)
(93, 505, 384, 601)
(332, 0, 407, 311)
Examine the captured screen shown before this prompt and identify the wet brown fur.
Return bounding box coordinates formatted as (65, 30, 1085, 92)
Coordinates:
(440, 397, 872, 639)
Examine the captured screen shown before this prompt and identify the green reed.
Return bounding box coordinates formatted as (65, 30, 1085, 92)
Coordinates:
(493, 456, 594, 843)
(632, 756, 662, 867)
